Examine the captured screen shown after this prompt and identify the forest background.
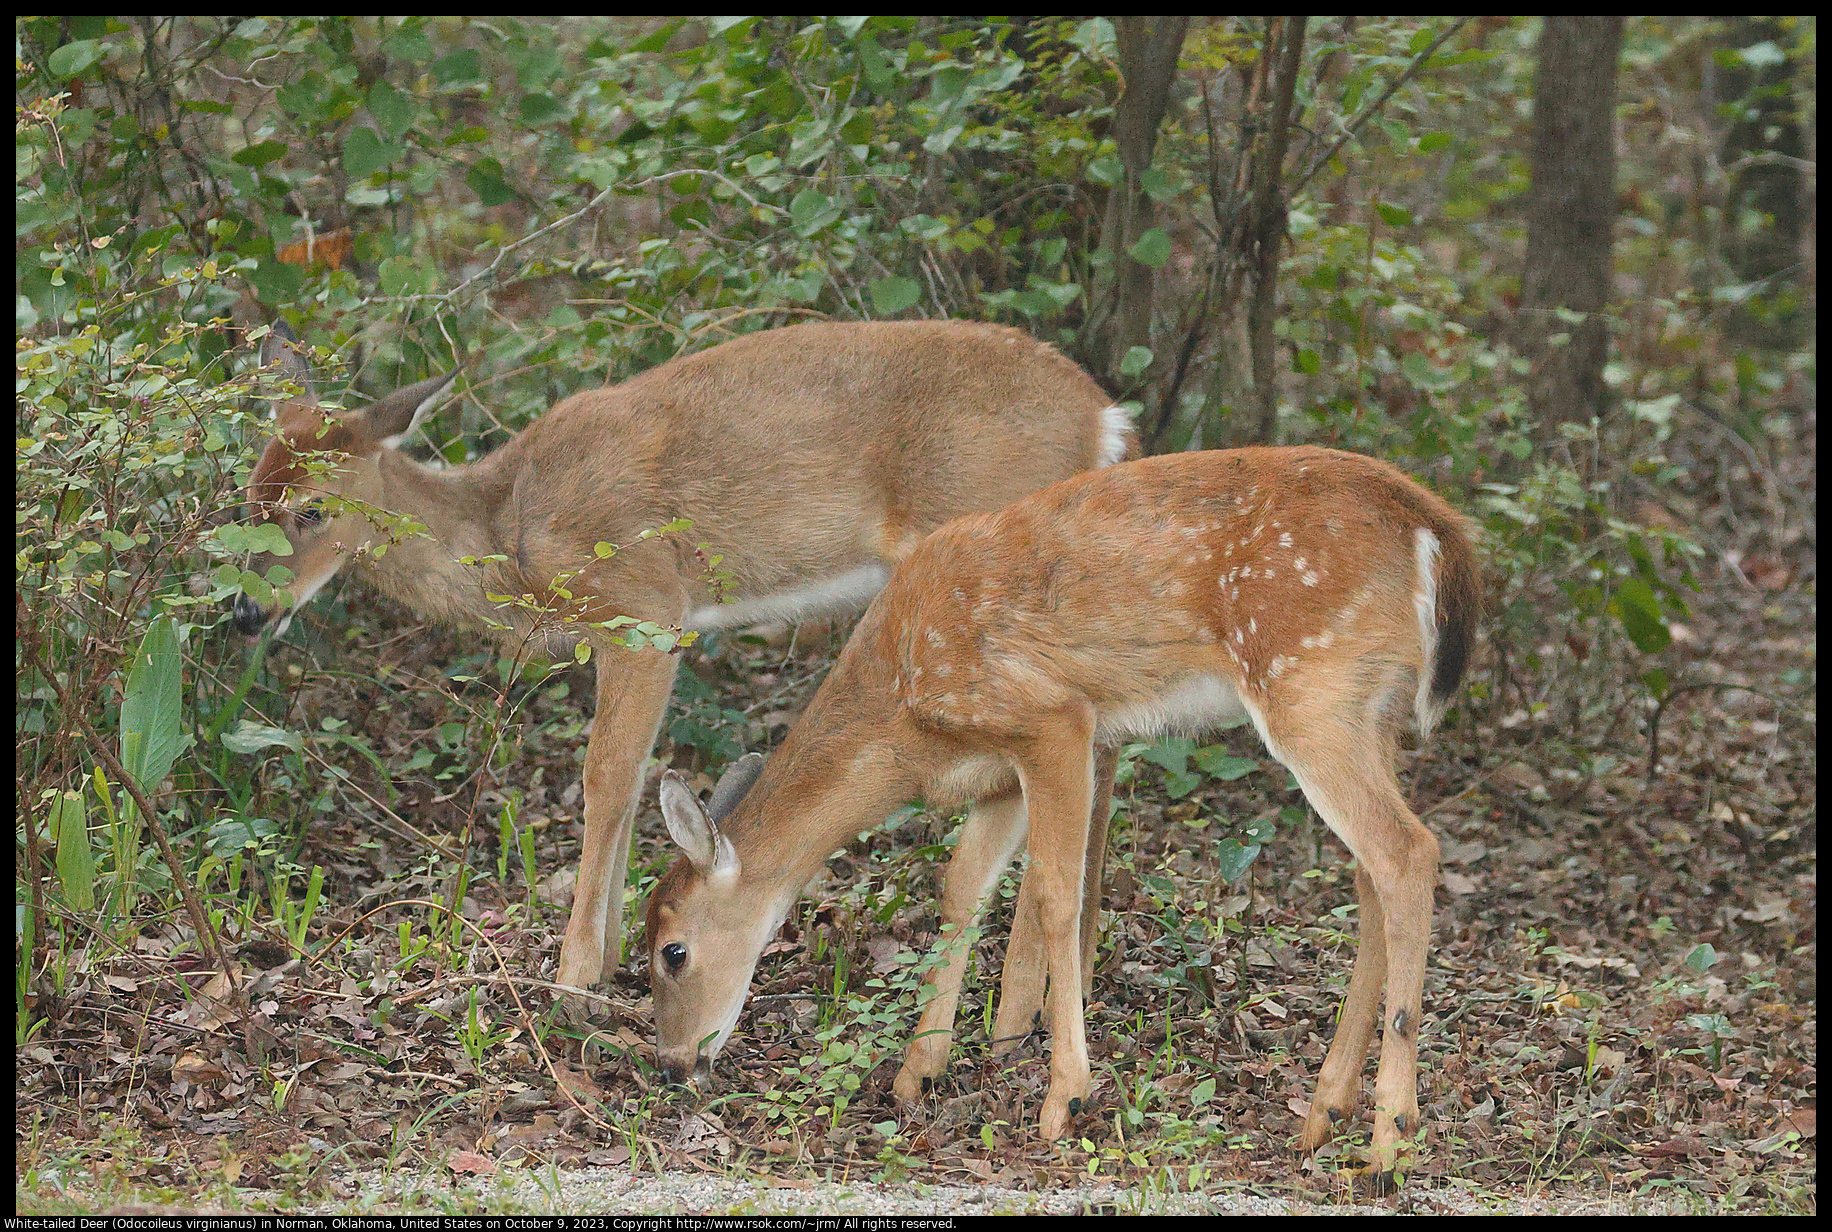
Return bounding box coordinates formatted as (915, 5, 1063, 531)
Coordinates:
(15, 15, 1815, 1213)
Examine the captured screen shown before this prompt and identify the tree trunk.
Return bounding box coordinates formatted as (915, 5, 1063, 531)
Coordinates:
(1517, 16, 1623, 458)
(1091, 17, 1190, 389)
(1712, 16, 1809, 348)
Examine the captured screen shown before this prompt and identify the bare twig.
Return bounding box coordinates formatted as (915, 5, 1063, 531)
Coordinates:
(1293, 18, 1471, 193)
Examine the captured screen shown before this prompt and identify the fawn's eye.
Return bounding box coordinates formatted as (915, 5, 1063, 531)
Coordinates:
(294, 498, 327, 527)
(661, 942, 688, 974)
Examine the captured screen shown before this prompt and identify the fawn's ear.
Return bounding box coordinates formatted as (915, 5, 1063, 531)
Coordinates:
(660, 771, 741, 881)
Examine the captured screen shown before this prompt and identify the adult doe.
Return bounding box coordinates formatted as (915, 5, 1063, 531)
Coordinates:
(233, 318, 1132, 991)
(646, 446, 1478, 1174)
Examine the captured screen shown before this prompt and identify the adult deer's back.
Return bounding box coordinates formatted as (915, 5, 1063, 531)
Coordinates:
(234, 318, 1131, 990)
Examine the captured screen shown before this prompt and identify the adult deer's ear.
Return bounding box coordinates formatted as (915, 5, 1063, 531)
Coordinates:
(707, 752, 766, 822)
(365, 369, 461, 450)
(260, 319, 315, 413)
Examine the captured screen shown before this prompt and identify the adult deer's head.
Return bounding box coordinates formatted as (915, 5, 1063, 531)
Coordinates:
(232, 321, 457, 636)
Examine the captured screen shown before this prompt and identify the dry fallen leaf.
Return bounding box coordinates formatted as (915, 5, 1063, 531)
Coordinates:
(446, 1150, 497, 1177)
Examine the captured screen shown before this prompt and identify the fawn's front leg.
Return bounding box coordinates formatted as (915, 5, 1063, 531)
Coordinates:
(893, 787, 1028, 1101)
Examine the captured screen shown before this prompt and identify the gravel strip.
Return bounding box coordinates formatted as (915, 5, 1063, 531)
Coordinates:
(276, 1167, 1689, 1217)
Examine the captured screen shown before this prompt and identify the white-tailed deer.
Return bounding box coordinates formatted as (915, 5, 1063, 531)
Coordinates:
(232, 318, 1132, 991)
(647, 446, 1478, 1172)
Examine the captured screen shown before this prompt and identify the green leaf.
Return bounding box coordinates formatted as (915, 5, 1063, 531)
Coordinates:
(211, 522, 294, 557)
(1085, 155, 1123, 186)
(1214, 837, 1263, 885)
(366, 79, 416, 140)
(232, 139, 289, 168)
(1119, 346, 1154, 377)
(1163, 768, 1204, 800)
(47, 39, 106, 80)
(519, 92, 564, 126)
(344, 126, 390, 177)
(49, 789, 96, 912)
(1376, 202, 1413, 227)
(1608, 578, 1671, 654)
(858, 38, 894, 90)
(1683, 943, 1720, 974)
(434, 48, 481, 84)
(120, 615, 187, 797)
(465, 158, 515, 207)
(1191, 747, 1256, 780)
(1136, 738, 1192, 773)
(343, 126, 402, 178)
(789, 187, 841, 235)
(1126, 228, 1173, 268)
(870, 276, 921, 316)
(1139, 167, 1176, 202)
(1400, 351, 1464, 391)
(221, 721, 303, 756)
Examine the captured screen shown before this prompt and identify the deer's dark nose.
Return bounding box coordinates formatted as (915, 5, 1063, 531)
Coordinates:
(232, 594, 272, 636)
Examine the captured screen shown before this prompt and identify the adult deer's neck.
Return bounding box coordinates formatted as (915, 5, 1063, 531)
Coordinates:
(355, 450, 521, 640)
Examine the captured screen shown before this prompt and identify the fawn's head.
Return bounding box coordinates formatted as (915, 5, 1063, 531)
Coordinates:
(232, 321, 458, 636)
(644, 754, 787, 1084)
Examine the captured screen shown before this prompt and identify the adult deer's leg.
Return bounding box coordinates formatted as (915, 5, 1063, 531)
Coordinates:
(556, 642, 683, 990)
(893, 786, 1029, 1102)
(993, 744, 1116, 1053)
(1010, 710, 1098, 1140)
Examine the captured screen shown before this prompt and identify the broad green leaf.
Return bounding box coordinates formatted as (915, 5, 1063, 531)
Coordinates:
(1119, 346, 1154, 377)
(434, 49, 481, 84)
(870, 276, 921, 315)
(367, 79, 415, 140)
(1139, 167, 1176, 202)
(210, 522, 294, 557)
(221, 721, 304, 755)
(1127, 228, 1173, 268)
(789, 187, 840, 235)
(1214, 837, 1263, 885)
(464, 158, 515, 207)
(1164, 768, 1204, 800)
(47, 40, 105, 80)
(1191, 747, 1257, 780)
(1137, 738, 1192, 773)
(50, 789, 96, 912)
(232, 139, 288, 168)
(1376, 202, 1413, 227)
(519, 93, 564, 126)
(1608, 578, 1671, 654)
(120, 615, 186, 796)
